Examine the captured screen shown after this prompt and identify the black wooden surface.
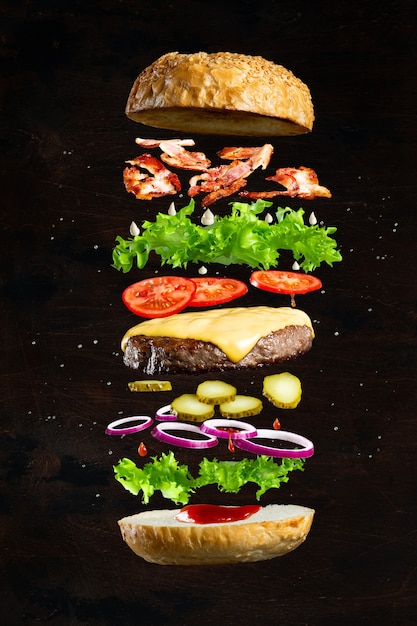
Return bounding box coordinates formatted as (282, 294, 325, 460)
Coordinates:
(1, 2, 417, 625)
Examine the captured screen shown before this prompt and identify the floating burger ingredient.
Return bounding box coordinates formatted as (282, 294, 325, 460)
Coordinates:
(250, 270, 322, 296)
(263, 372, 302, 409)
(118, 504, 315, 565)
(121, 305, 314, 375)
(125, 51, 314, 136)
(249, 269, 322, 307)
(128, 380, 172, 392)
(112, 201, 342, 273)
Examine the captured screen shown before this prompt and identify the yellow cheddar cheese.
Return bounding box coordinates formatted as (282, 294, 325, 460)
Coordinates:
(121, 306, 313, 363)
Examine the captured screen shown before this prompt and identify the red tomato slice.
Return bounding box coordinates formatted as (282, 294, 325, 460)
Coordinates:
(249, 270, 322, 295)
(189, 277, 248, 306)
(122, 276, 196, 318)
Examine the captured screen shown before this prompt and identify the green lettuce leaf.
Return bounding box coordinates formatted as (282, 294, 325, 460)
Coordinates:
(113, 452, 306, 505)
(114, 451, 195, 505)
(112, 199, 342, 272)
(195, 455, 305, 500)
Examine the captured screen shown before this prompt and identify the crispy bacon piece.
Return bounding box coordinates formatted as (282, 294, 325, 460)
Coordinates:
(188, 160, 252, 207)
(123, 153, 181, 200)
(135, 137, 195, 148)
(268, 167, 332, 199)
(135, 138, 211, 171)
(217, 144, 274, 170)
(200, 177, 248, 207)
(187, 145, 274, 207)
(159, 140, 211, 171)
(240, 166, 332, 201)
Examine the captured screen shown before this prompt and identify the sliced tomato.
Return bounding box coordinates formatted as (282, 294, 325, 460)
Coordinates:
(189, 277, 248, 306)
(122, 276, 196, 318)
(249, 270, 322, 295)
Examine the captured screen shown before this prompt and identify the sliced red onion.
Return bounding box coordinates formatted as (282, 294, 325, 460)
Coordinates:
(234, 429, 314, 458)
(105, 415, 153, 436)
(155, 404, 177, 421)
(200, 418, 258, 440)
(151, 422, 218, 449)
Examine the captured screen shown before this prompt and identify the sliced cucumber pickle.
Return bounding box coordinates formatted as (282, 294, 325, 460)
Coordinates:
(219, 395, 263, 419)
(128, 380, 172, 392)
(263, 372, 302, 409)
(196, 380, 237, 405)
(171, 394, 215, 422)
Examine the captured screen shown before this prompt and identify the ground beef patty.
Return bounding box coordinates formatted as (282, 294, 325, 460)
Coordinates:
(123, 324, 313, 374)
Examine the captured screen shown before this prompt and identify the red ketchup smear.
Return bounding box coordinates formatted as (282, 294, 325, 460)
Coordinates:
(273, 417, 281, 430)
(175, 504, 262, 524)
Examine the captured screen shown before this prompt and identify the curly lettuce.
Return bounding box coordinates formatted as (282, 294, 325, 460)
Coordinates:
(112, 199, 342, 273)
(114, 451, 305, 506)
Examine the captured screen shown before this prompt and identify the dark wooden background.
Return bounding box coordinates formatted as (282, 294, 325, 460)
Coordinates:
(1, 1, 417, 624)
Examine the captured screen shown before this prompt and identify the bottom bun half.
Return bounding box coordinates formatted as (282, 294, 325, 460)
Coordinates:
(118, 504, 314, 565)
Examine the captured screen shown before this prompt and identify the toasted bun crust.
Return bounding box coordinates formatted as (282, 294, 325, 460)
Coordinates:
(118, 504, 314, 565)
(126, 52, 314, 136)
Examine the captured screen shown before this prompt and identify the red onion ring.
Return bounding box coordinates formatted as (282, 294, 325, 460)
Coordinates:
(155, 404, 177, 421)
(105, 415, 153, 436)
(200, 419, 258, 440)
(151, 422, 218, 449)
(234, 429, 314, 458)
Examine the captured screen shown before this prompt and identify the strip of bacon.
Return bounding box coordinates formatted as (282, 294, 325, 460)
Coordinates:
(199, 177, 248, 207)
(135, 138, 195, 148)
(123, 154, 181, 200)
(217, 144, 274, 170)
(134, 138, 211, 171)
(188, 160, 253, 206)
(159, 140, 211, 171)
(239, 166, 332, 200)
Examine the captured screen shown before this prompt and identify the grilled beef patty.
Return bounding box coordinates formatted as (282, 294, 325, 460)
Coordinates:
(123, 324, 313, 374)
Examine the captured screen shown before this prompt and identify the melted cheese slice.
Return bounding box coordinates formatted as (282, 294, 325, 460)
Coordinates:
(121, 306, 313, 363)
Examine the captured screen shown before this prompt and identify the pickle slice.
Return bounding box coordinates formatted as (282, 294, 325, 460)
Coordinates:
(196, 380, 237, 405)
(263, 372, 302, 409)
(219, 395, 263, 419)
(128, 380, 172, 392)
(171, 394, 215, 423)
